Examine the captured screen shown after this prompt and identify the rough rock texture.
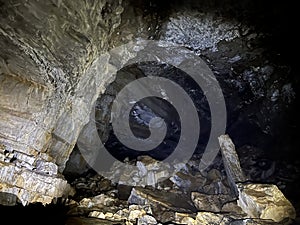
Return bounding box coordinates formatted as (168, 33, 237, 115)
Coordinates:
(191, 192, 234, 212)
(0, 1, 298, 218)
(128, 187, 197, 213)
(0, 161, 73, 206)
(218, 134, 247, 194)
(61, 154, 295, 225)
(0, 0, 124, 205)
(237, 183, 296, 222)
(161, 11, 241, 53)
(89, 204, 155, 225)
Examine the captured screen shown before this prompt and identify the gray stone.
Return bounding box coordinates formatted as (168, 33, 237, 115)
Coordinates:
(218, 134, 247, 194)
(128, 187, 197, 213)
(137, 215, 157, 225)
(36, 160, 58, 176)
(221, 201, 245, 215)
(161, 11, 241, 53)
(191, 192, 234, 212)
(78, 194, 120, 210)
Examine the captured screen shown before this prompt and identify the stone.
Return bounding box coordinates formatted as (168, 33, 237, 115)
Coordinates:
(128, 209, 146, 222)
(175, 211, 291, 225)
(169, 172, 192, 190)
(88, 204, 152, 224)
(230, 219, 287, 225)
(128, 187, 197, 213)
(78, 194, 119, 210)
(137, 161, 148, 177)
(118, 184, 133, 200)
(221, 201, 245, 215)
(155, 209, 175, 224)
(0, 161, 73, 206)
(161, 12, 241, 53)
(174, 212, 196, 225)
(137, 215, 157, 225)
(35, 160, 58, 176)
(102, 156, 172, 187)
(237, 183, 296, 222)
(0, 0, 297, 211)
(0, 0, 124, 205)
(191, 192, 233, 212)
(218, 134, 247, 194)
(195, 212, 231, 225)
(170, 171, 206, 192)
(89, 211, 106, 219)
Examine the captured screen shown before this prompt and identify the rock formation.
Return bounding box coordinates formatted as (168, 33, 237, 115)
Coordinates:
(0, 0, 298, 224)
(0, 0, 124, 205)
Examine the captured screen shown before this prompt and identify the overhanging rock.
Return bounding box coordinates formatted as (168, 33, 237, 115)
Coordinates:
(0, 0, 123, 205)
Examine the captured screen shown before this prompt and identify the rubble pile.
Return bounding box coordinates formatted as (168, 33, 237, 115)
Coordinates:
(65, 135, 296, 225)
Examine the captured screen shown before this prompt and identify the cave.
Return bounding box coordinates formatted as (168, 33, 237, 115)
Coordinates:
(0, 0, 299, 224)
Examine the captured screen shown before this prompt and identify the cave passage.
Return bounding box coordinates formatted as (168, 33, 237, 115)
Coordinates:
(1, 0, 299, 224)
(97, 62, 211, 162)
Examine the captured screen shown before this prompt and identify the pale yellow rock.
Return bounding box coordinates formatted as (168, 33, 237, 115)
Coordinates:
(104, 212, 115, 219)
(89, 211, 106, 219)
(195, 212, 230, 225)
(128, 209, 146, 222)
(181, 217, 196, 225)
(78, 194, 118, 210)
(0, 0, 124, 206)
(174, 212, 196, 225)
(0, 162, 73, 206)
(87, 204, 153, 223)
(237, 183, 296, 222)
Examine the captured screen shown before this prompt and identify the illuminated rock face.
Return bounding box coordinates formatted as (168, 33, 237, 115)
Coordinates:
(0, 0, 124, 205)
(237, 183, 296, 222)
(0, 0, 298, 214)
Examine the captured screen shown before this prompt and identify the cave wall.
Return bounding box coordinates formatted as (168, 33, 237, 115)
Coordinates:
(0, 0, 297, 206)
(0, 0, 125, 205)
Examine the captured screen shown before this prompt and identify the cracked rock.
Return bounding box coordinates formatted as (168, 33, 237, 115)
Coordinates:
(237, 183, 296, 223)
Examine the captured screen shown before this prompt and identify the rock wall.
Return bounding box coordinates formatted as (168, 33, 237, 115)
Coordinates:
(0, 0, 297, 208)
(0, 0, 124, 205)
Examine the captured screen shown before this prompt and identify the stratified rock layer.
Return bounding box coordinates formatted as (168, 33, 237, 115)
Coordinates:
(0, 161, 73, 206)
(0, 0, 123, 205)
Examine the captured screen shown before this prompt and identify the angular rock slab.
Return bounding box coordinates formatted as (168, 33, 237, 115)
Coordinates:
(128, 187, 197, 213)
(218, 134, 246, 195)
(237, 183, 296, 222)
